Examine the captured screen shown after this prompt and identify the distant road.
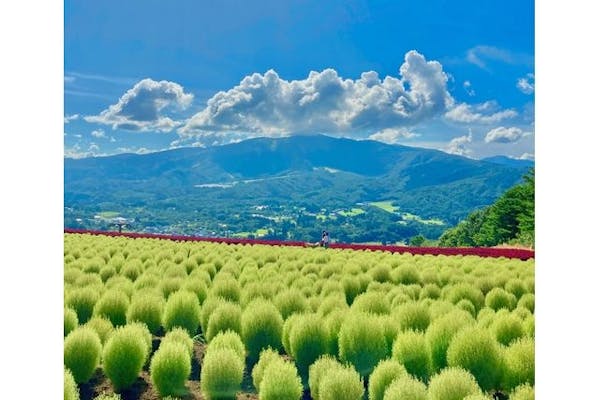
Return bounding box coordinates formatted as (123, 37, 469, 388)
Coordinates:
(64, 228, 534, 261)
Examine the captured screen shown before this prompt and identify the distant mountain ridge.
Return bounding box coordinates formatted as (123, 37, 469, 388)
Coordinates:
(481, 155, 534, 168)
(64, 135, 531, 242)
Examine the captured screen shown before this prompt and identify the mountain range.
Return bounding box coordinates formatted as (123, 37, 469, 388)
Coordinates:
(64, 135, 532, 243)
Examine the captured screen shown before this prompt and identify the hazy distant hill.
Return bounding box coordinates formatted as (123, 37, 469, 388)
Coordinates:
(64, 135, 530, 242)
(481, 155, 534, 169)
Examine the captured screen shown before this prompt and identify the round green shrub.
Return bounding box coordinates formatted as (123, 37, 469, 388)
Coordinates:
(289, 313, 329, 378)
(393, 264, 421, 285)
(427, 367, 483, 400)
(206, 302, 242, 341)
(392, 301, 431, 332)
(342, 276, 363, 305)
(200, 347, 244, 400)
(64, 368, 80, 400)
(163, 290, 201, 336)
(382, 375, 427, 400)
(182, 277, 209, 305)
(66, 288, 100, 324)
(338, 312, 388, 377)
(162, 327, 194, 357)
(490, 313, 525, 346)
(160, 277, 184, 299)
(102, 326, 148, 391)
(242, 299, 284, 363)
(317, 295, 348, 316)
(446, 327, 503, 391)
(484, 288, 517, 311)
(99, 265, 117, 283)
(93, 290, 130, 327)
(208, 330, 246, 361)
(463, 395, 492, 400)
(425, 309, 474, 372)
(509, 383, 535, 400)
(368, 359, 407, 400)
(319, 364, 364, 400)
(126, 292, 165, 334)
(379, 316, 400, 356)
(282, 313, 303, 355)
(65, 307, 79, 337)
(351, 292, 391, 315)
(150, 341, 192, 397)
(517, 293, 534, 313)
(503, 337, 534, 391)
(505, 279, 528, 299)
(252, 347, 282, 390)
(210, 278, 241, 303)
(200, 296, 230, 332)
(445, 283, 485, 312)
(259, 358, 303, 400)
(274, 289, 310, 320)
(64, 327, 102, 383)
(370, 264, 393, 283)
(85, 316, 115, 345)
(121, 260, 143, 281)
(391, 330, 432, 382)
(523, 315, 534, 338)
(92, 394, 122, 400)
(419, 284, 441, 300)
(124, 322, 153, 358)
(456, 299, 476, 318)
(309, 355, 341, 400)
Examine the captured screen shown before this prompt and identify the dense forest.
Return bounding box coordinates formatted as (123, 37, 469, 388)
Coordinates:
(439, 169, 534, 248)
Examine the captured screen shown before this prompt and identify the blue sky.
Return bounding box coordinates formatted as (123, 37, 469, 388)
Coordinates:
(64, 0, 534, 160)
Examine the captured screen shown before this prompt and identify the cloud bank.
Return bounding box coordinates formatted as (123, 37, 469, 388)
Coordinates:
(445, 130, 473, 157)
(180, 50, 453, 139)
(85, 78, 193, 131)
(517, 73, 535, 94)
(484, 126, 530, 143)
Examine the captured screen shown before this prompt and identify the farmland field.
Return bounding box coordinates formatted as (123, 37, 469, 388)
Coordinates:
(64, 233, 534, 400)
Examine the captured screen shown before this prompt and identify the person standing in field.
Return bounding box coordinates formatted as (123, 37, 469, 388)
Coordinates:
(321, 230, 330, 248)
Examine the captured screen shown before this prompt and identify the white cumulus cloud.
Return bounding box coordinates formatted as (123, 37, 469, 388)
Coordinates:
(445, 101, 517, 124)
(91, 129, 106, 138)
(519, 152, 535, 160)
(463, 81, 475, 96)
(64, 114, 79, 124)
(445, 130, 473, 157)
(517, 73, 535, 94)
(368, 127, 418, 144)
(484, 126, 530, 143)
(180, 50, 453, 141)
(85, 78, 193, 132)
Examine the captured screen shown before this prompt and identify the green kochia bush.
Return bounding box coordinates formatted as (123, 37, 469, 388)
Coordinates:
(351, 292, 391, 315)
(490, 313, 525, 346)
(162, 327, 194, 357)
(65, 307, 79, 336)
(85, 316, 115, 345)
(446, 327, 503, 391)
(308, 355, 340, 400)
(382, 375, 427, 400)
(126, 293, 165, 334)
(503, 337, 534, 391)
(208, 330, 246, 359)
(289, 313, 329, 378)
(505, 279, 528, 299)
(163, 290, 201, 336)
(392, 301, 431, 332)
(252, 347, 282, 390)
(200, 347, 244, 400)
(391, 330, 432, 383)
(206, 302, 242, 341)
(509, 384, 535, 400)
(427, 367, 483, 400)
(102, 325, 149, 391)
(150, 341, 192, 397)
(445, 283, 485, 312)
(319, 363, 364, 400)
(64, 327, 102, 383)
(93, 290, 130, 327)
(242, 299, 284, 363)
(274, 288, 310, 320)
(259, 358, 303, 400)
(338, 312, 388, 377)
(200, 296, 230, 333)
(425, 310, 474, 372)
(210, 278, 242, 303)
(368, 359, 407, 400)
(517, 293, 535, 313)
(64, 368, 80, 400)
(485, 288, 517, 311)
(66, 288, 100, 324)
